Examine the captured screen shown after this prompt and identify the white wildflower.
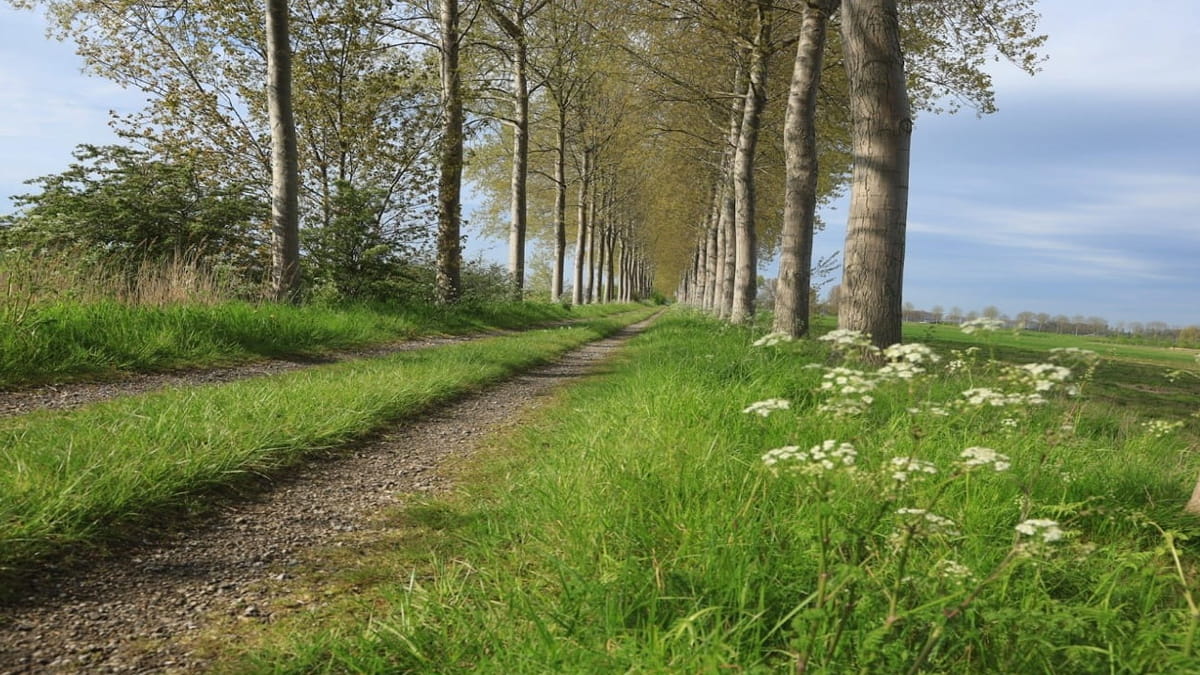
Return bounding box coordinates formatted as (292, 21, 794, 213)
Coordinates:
(761, 440, 856, 476)
(742, 398, 790, 417)
(1015, 518, 1064, 543)
(959, 447, 1011, 472)
(883, 342, 941, 365)
(890, 456, 939, 483)
(895, 508, 960, 536)
(878, 361, 923, 380)
(934, 559, 974, 582)
(1143, 419, 1185, 438)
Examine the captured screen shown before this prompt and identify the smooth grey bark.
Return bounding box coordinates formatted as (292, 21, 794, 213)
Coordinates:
(838, 0, 912, 349)
(715, 61, 746, 320)
(267, 0, 300, 302)
(585, 179, 600, 303)
(484, 1, 544, 299)
(774, 0, 838, 336)
(729, 0, 771, 325)
(507, 37, 529, 299)
(1187, 476, 1200, 515)
(551, 106, 567, 301)
(435, 0, 464, 304)
(571, 149, 591, 305)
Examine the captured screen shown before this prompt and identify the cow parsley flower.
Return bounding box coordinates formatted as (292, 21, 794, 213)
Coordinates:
(959, 447, 1011, 471)
(742, 398, 790, 417)
(883, 342, 941, 365)
(761, 440, 857, 476)
(890, 456, 939, 483)
(895, 508, 960, 536)
(1143, 419, 1185, 438)
(1015, 518, 1064, 543)
(934, 559, 975, 582)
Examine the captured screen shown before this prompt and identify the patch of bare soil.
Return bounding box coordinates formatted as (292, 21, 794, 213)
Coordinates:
(0, 313, 658, 674)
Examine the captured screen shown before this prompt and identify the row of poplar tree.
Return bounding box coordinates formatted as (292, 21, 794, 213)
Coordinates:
(4, 0, 1043, 331)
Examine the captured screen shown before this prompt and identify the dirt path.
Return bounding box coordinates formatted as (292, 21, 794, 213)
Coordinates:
(0, 312, 635, 419)
(0, 312, 658, 674)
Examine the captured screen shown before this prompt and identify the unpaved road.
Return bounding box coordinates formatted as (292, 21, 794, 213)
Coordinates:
(0, 313, 659, 673)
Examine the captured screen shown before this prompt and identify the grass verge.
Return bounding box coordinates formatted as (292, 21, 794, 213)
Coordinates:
(229, 310, 1200, 673)
(0, 308, 657, 580)
(0, 299, 646, 389)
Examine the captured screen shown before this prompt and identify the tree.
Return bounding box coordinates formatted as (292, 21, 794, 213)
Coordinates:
(837, 0, 911, 349)
(728, 0, 772, 325)
(435, 0, 465, 304)
(1, 144, 265, 272)
(266, 0, 301, 301)
(481, 0, 551, 299)
(773, 0, 839, 337)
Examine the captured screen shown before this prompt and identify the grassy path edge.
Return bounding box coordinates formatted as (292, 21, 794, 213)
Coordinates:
(0, 308, 660, 581)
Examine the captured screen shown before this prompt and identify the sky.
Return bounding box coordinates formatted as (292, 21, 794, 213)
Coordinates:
(1, 1, 1198, 327)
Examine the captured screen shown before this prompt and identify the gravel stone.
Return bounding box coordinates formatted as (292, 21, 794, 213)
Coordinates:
(0, 313, 658, 673)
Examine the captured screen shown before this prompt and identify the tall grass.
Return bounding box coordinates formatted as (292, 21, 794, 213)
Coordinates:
(235, 310, 1200, 673)
(0, 311, 657, 578)
(0, 250, 644, 388)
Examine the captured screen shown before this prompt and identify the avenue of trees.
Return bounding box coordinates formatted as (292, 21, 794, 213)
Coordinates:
(2, 0, 1044, 334)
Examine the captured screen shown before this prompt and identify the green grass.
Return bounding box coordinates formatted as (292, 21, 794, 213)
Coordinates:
(0, 309, 657, 580)
(230, 310, 1200, 673)
(0, 299, 645, 389)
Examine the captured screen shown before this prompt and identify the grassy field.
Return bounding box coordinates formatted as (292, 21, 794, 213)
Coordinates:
(223, 310, 1200, 673)
(0, 299, 644, 389)
(0, 309, 657, 581)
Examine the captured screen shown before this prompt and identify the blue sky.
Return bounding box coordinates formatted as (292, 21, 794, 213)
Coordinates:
(2, 1, 1198, 327)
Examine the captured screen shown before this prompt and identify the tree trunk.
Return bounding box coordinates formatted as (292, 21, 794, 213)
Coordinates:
(572, 149, 591, 305)
(435, 0, 464, 304)
(266, 0, 300, 302)
(1187, 475, 1200, 515)
(838, 0, 912, 349)
(507, 37, 530, 300)
(716, 62, 746, 320)
(729, 1, 771, 325)
(774, 0, 837, 336)
(551, 105, 567, 301)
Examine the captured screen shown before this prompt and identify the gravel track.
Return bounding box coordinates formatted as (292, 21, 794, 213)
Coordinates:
(0, 312, 658, 673)
(0, 314, 630, 419)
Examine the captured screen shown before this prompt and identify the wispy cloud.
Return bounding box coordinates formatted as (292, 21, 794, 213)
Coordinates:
(908, 167, 1200, 283)
(991, 0, 1200, 96)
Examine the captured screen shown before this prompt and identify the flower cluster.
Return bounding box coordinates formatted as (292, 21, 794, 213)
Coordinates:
(1015, 518, 1064, 543)
(817, 366, 879, 417)
(761, 440, 857, 476)
(752, 332, 794, 347)
(961, 387, 1047, 407)
(934, 559, 975, 582)
(959, 447, 1011, 471)
(890, 456, 939, 483)
(818, 329, 879, 355)
(883, 342, 941, 366)
(820, 367, 879, 395)
(895, 508, 960, 536)
(742, 398, 790, 417)
(960, 317, 1006, 334)
(1143, 419, 1185, 438)
(1006, 362, 1073, 393)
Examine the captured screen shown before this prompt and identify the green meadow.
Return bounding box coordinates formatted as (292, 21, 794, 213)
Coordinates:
(221, 310, 1200, 673)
